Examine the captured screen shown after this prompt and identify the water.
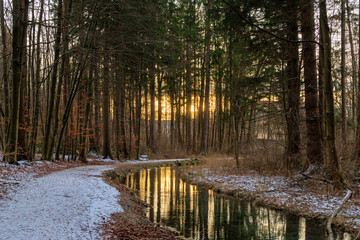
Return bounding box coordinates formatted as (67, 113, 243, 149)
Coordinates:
(124, 167, 352, 240)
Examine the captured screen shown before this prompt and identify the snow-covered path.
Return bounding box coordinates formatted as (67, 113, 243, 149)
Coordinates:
(0, 165, 122, 240)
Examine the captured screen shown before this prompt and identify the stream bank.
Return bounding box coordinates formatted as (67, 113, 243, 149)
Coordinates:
(180, 158, 359, 238)
(103, 160, 196, 239)
(106, 159, 354, 239)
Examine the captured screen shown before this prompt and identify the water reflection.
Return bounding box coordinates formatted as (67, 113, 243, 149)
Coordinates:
(125, 167, 350, 240)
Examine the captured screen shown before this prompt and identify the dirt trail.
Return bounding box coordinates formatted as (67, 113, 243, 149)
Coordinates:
(0, 165, 122, 240)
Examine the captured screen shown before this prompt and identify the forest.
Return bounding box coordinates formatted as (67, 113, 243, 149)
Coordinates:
(2, 0, 360, 239)
(1, 0, 360, 188)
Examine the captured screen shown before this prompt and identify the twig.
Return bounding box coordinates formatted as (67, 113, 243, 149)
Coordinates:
(0, 179, 20, 184)
(326, 190, 352, 240)
(301, 173, 333, 184)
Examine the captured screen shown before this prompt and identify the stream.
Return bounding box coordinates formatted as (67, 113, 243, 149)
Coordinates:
(124, 166, 352, 240)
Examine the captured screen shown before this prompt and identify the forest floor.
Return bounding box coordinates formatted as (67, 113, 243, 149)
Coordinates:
(0, 158, 186, 240)
(181, 156, 360, 238)
(3, 155, 359, 239)
(0, 159, 113, 199)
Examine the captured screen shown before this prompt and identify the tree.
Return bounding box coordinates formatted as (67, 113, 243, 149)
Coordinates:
(300, 0, 323, 167)
(285, 0, 301, 166)
(341, 0, 347, 146)
(4, 0, 29, 164)
(29, 0, 44, 160)
(201, 0, 212, 154)
(42, 0, 63, 161)
(319, 0, 346, 188)
(0, 0, 9, 147)
(102, 55, 112, 159)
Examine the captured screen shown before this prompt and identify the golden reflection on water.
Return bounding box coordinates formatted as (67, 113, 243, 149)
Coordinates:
(299, 217, 306, 240)
(125, 167, 348, 240)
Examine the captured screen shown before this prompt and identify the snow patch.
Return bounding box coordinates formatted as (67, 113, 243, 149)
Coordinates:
(88, 157, 116, 163)
(126, 158, 191, 164)
(187, 167, 360, 230)
(0, 165, 122, 239)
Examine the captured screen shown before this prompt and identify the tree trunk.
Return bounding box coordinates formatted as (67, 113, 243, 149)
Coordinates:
(92, 65, 100, 154)
(42, 0, 62, 160)
(356, 0, 360, 160)
(17, 4, 29, 160)
(29, 0, 44, 160)
(340, 0, 347, 147)
(170, 92, 175, 151)
(0, 0, 9, 141)
(135, 59, 142, 160)
(198, 54, 204, 150)
(51, 0, 72, 161)
(119, 58, 128, 158)
(186, 44, 192, 154)
(102, 55, 112, 159)
(144, 80, 149, 148)
(201, 0, 211, 154)
(4, 0, 29, 164)
(149, 63, 156, 152)
(320, 0, 346, 189)
(157, 70, 162, 144)
(346, 0, 357, 126)
(285, 0, 301, 167)
(79, 66, 93, 163)
(318, 14, 325, 149)
(300, 0, 323, 167)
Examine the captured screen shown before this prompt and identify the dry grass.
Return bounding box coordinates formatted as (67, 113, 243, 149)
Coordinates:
(195, 150, 288, 177)
(191, 153, 357, 196)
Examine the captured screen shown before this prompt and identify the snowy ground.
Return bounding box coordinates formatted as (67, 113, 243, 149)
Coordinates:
(185, 167, 360, 234)
(0, 165, 122, 240)
(0, 158, 190, 240)
(125, 158, 191, 164)
(0, 161, 82, 198)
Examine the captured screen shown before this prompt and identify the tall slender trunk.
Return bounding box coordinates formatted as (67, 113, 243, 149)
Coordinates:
(135, 58, 142, 160)
(227, 38, 233, 154)
(186, 44, 192, 153)
(170, 92, 175, 151)
(320, 0, 346, 189)
(51, 0, 72, 160)
(42, 0, 62, 160)
(300, 0, 323, 166)
(0, 0, 9, 142)
(119, 57, 128, 158)
(318, 15, 325, 148)
(216, 65, 223, 151)
(201, 0, 211, 154)
(346, 0, 357, 125)
(176, 89, 183, 148)
(144, 81, 149, 148)
(340, 0, 347, 146)
(17, 4, 29, 160)
(102, 55, 112, 159)
(356, 0, 360, 160)
(285, 0, 301, 166)
(93, 65, 100, 154)
(62, 0, 71, 110)
(198, 54, 205, 149)
(4, 0, 29, 164)
(55, 59, 88, 160)
(79, 66, 93, 163)
(29, 0, 44, 160)
(149, 63, 156, 152)
(157, 70, 162, 142)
